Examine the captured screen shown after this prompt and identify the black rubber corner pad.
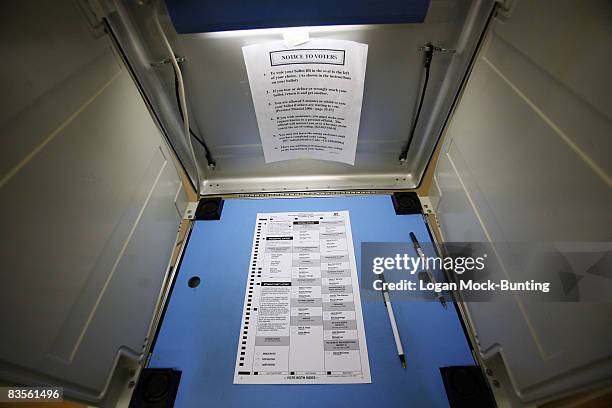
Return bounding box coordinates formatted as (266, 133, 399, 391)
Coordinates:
(129, 368, 181, 408)
(195, 198, 224, 220)
(440, 366, 496, 408)
(391, 192, 422, 215)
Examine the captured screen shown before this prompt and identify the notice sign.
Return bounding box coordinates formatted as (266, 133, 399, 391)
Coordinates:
(243, 40, 368, 165)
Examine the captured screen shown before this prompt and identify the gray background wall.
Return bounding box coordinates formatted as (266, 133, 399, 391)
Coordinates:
(434, 0, 612, 404)
(0, 1, 185, 404)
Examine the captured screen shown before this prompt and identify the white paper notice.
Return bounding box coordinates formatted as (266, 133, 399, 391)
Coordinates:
(234, 211, 371, 384)
(242, 40, 368, 165)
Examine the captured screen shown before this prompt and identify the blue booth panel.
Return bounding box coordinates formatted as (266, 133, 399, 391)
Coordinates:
(149, 196, 473, 407)
(166, 0, 430, 33)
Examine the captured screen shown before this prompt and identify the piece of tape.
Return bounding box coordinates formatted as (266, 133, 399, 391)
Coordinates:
(283, 30, 310, 47)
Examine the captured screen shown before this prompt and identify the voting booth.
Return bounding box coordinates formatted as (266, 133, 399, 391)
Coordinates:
(1, 1, 611, 407)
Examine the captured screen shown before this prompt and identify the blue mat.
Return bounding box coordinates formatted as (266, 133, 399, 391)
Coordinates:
(149, 196, 473, 407)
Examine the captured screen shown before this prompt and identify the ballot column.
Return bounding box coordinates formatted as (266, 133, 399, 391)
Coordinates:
(321, 217, 362, 374)
(289, 220, 324, 374)
(252, 221, 293, 376)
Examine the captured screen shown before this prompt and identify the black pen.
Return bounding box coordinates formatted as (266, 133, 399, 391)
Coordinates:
(410, 232, 447, 309)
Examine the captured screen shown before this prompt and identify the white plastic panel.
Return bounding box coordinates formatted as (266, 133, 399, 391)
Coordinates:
(0, 1, 183, 405)
(177, 0, 486, 193)
(435, 0, 612, 404)
(103, 0, 494, 194)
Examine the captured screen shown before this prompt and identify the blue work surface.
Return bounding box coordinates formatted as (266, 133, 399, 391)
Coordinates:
(149, 196, 473, 407)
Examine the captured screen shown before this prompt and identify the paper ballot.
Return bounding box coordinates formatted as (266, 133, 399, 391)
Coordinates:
(234, 211, 371, 384)
(242, 40, 368, 165)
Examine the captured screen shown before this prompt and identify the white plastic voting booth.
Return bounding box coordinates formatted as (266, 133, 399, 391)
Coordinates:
(0, 0, 611, 407)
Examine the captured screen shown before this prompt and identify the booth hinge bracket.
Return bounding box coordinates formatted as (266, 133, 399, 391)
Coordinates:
(494, 0, 516, 21)
(151, 56, 185, 67)
(183, 201, 199, 220)
(75, 0, 109, 38)
(417, 44, 456, 54)
(420, 196, 440, 215)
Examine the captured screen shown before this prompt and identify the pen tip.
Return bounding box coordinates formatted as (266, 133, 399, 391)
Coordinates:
(402, 361, 407, 369)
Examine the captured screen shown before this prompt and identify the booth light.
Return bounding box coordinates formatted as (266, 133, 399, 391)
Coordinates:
(193, 24, 376, 39)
